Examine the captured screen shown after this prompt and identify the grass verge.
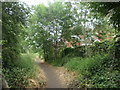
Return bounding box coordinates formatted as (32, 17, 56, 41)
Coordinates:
(3, 53, 46, 88)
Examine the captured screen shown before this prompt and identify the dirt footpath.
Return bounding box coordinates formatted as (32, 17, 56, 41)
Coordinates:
(35, 56, 78, 88)
(39, 63, 64, 88)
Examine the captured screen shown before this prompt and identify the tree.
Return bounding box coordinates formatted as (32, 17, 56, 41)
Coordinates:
(2, 2, 29, 67)
(28, 2, 75, 60)
(88, 2, 120, 59)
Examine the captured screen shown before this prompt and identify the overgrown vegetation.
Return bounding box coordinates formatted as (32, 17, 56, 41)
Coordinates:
(2, 1, 120, 88)
(27, 1, 119, 88)
(2, 2, 45, 88)
(3, 53, 46, 88)
(49, 41, 119, 88)
(64, 55, 119, 88)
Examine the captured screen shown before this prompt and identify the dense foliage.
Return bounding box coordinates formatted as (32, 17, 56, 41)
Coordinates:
(50, 41, 119, 88)
(3, 53, 42, 88)
(64, 54, 119, 88)
(25, 2, 120, 88)
(2, 2, 29, 68)
(2, 2, 31, 88)
(28, 2, 114, 60)
(2, 1, 120, 88)
(28, 2, 75, 61)
(88, 2, 120, 59)
(2, 2, 45, 88)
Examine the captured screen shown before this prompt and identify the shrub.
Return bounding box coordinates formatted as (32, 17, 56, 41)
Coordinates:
(90, 69, 120, 88)
(64, 54, 119, 88)
(91, 40, 114, 55)
(62, 46, 86, 58)
(3, 53, 38, 88)
(3, 67, 30, 88)
(64, 54, 108, 75)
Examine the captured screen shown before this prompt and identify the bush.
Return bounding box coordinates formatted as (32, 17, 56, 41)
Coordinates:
(64, 54, 108, 75)
(91, 40, 114, 55)
(62, 46, 85, 57)
(90, 69, 120, 88)
(3, 67, 30, 88)
(3, 53, 38, 88)
(64, 54, 119, 88)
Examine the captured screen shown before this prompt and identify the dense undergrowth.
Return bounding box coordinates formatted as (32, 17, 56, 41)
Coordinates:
(3, 53, 45, 88)
(48, 40, 120, 88)
(64, 55, 119, 88)
(2, 2, 120, 89)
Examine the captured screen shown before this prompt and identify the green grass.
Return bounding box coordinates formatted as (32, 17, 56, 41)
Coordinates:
(64, 54, 108, 74)
(21, 53, 39, 60)
(48, 55, 82, 67)
(17, 53, 39, 69)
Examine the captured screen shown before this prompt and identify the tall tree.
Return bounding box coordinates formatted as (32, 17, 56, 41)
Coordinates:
(2, 2, 29, 67)
(28, 2, 75, 60)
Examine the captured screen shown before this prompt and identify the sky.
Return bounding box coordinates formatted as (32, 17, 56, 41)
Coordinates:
(20, 0, 55, 6)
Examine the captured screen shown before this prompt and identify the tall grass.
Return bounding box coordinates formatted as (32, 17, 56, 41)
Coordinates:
(16, 53, 36, 70)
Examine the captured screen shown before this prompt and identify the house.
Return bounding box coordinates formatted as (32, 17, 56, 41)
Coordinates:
(65, 34, 113, 48)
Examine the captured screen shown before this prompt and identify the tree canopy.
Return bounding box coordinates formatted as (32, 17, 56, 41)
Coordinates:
(2, 2, 30, 67)
(88, 2, 120, 33)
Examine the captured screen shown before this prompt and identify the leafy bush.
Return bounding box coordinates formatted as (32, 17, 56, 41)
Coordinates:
(3, 53, 38, 88)
(2, 2, 29, 68)
(90, 69, 120, 88)
(3, 67, 30, 88)
(64, 54, 119, 88)
(91, 40, 114, 55)
(64, 54, 108, 75)
(62, 46, 85, 57)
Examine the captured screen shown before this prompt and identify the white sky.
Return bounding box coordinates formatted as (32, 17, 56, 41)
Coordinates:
(20, 0, 55, 6)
